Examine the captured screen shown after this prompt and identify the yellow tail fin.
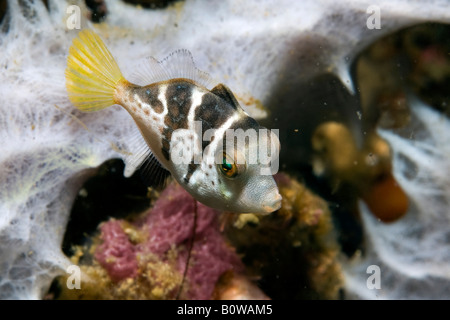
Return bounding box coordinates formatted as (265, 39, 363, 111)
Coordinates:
(65, 30, 124, 112)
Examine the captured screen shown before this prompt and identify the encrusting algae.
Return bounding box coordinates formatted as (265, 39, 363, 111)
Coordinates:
(223, 173, 343, 300)
(60, 246, 183, 300)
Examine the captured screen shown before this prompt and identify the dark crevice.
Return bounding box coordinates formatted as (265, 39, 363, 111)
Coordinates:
(62, 159, 151, 256)
(84, 0, 183, 23)
(0, 1, 7, 25)
(85, 0, 107, 23)
(122, 0, 182, 9)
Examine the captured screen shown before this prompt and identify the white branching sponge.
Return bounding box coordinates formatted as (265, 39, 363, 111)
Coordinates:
(0, 0, 449, 299)
(344, 99, 450, 299)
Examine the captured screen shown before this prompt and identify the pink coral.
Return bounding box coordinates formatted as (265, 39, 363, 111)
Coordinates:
(94, 182, 243, 299)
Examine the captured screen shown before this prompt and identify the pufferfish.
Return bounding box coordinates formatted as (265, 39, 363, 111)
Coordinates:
(65, 30, 281, 214)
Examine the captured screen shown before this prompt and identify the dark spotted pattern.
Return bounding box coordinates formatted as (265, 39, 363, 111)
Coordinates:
(183, 90, 241, 184)
(223, 116, 261, 152)
(161, 80, 194, 161)
(135, 85, 164, 114)
(194, 92, 236, 152)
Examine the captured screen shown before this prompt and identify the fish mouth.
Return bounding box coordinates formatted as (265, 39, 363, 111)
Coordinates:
(261, 193, 282, 214)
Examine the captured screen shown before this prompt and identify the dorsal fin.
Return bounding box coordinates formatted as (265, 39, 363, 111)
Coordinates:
(128, 56, 168, 86)
(129, 49, 215, 88)
(210, 83, 241, 110)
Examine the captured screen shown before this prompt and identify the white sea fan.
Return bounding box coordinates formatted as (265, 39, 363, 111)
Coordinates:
(0, 0, 449, 299)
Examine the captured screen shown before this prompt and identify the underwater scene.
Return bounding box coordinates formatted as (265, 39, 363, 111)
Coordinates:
(0, 0, 449, 300)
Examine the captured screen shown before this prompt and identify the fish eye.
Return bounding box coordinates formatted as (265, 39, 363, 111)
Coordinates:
(218, 153, 239, 178)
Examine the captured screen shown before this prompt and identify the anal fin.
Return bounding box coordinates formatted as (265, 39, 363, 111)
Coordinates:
(137, 153, 171, 189)
(122, 123, 171, 189)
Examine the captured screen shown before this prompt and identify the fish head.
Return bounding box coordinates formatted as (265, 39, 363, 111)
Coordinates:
(192, 124, 282, 214)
